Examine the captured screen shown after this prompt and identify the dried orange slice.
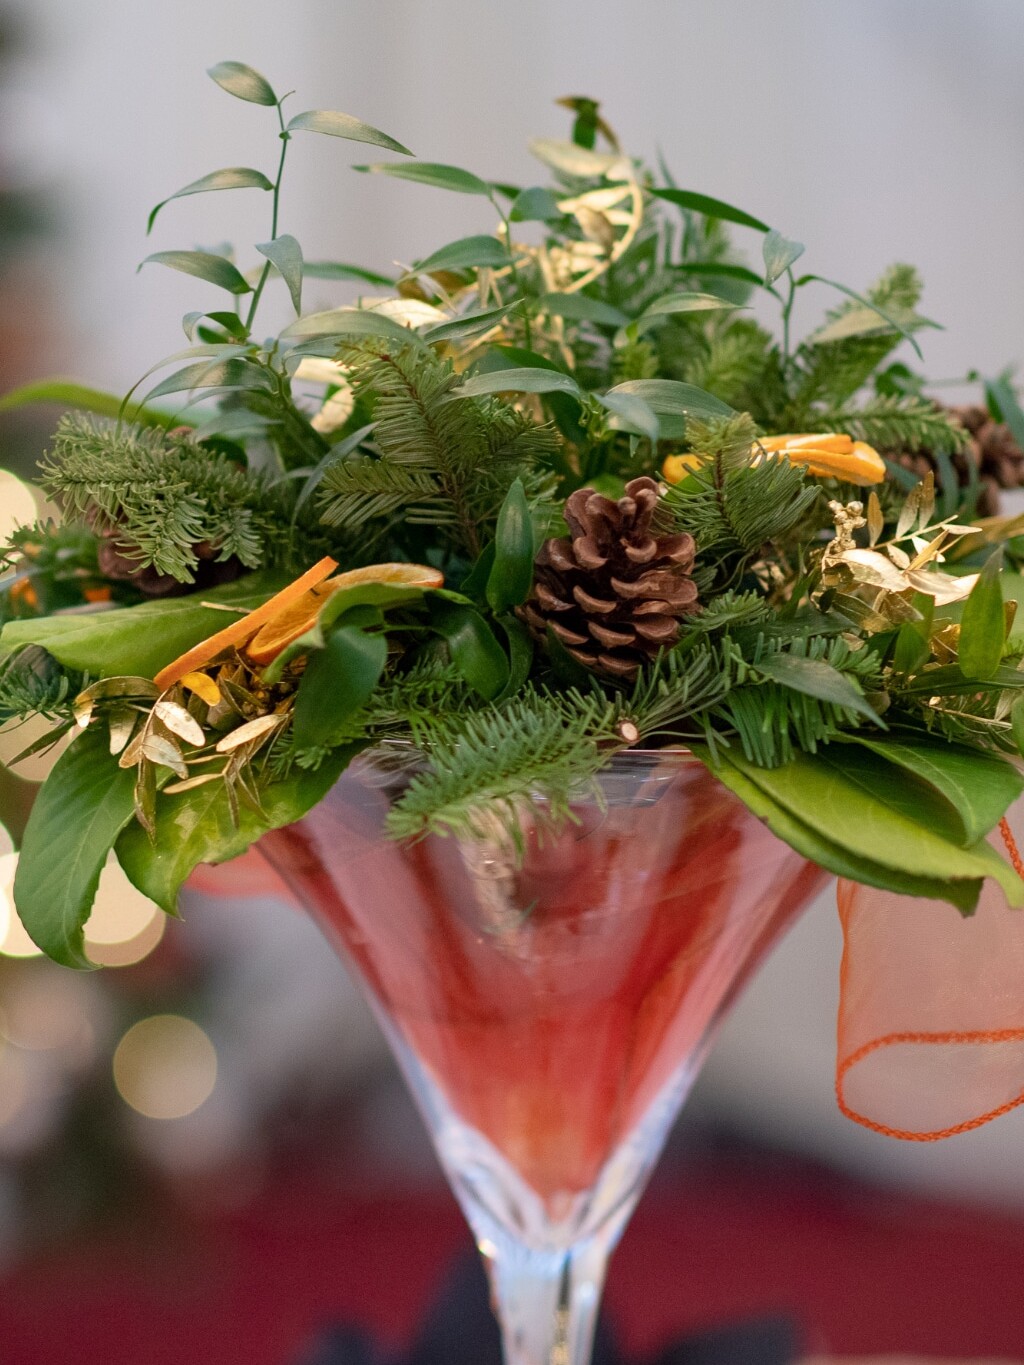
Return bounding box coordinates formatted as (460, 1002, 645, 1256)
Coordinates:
(662, 432, 886, 488)
(152, 556, 338, 691)
(245, 562, 444, 666)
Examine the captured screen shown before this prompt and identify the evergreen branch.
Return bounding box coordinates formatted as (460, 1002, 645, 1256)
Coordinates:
(0, 646, 82, 724)
(813, 395, 969, 454)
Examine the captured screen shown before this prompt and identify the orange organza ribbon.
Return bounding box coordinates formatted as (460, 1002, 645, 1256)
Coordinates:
(837, 798, 1024, 1140)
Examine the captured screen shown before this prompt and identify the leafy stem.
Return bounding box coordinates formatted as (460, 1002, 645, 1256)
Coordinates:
(491, 196, 532, 352)
(245, 99, 291, 333)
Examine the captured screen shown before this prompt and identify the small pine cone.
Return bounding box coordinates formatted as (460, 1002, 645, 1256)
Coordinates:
(518, 476, 699, 681)
(97, 528, 245, 598)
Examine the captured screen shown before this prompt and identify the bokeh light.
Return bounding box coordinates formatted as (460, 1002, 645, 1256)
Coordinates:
(0, 469, 39, 543)
(0, 849, 43, 959)
(83, 855, 165, 967)
(113, 1014, 217, 1120)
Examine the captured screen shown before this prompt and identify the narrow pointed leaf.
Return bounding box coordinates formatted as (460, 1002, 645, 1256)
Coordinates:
(597, 390, 660, 445)
(752, 653, 882, 723)
(527, 139, 623, 178)
(182, 310, 249, 342)
(256, 233, 303, 314)
(539, 293, 629, 327)
(147, 167, 272, 234)
(281, 307, 423, 348)
(605, 379, 733, 440)
(288, 110, 411, 155)
(510, 187, 563, 222)
(354, 161, 490, 196)
(293, 627, 387, 748)
(144, 357, 272, 402)
(208, 61, 276, 106)
(636, 291, 743, 330)
(985, 377, 1024, 452)
(959, 550, 1006, 680)
(421, 301, 521, 345)
(487, 479, 534, 613)
(0, 379, 171, 428)
(139, 250, 252, 295)
(650, 188, 770, 232)
(806, 274, 927, 359)
(303, 261, 398, 286)
(447, 367, 582, 401)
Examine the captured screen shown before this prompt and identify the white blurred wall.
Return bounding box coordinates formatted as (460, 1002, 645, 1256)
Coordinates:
(7, 0, 1024, 1201)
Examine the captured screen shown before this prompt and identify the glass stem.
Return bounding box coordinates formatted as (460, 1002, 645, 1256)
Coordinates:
(482, 1230, 614, 1365)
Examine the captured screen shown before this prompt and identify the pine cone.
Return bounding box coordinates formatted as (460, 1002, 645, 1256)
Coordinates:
(895, 404, 1024, 518)
(518, 476, 699, 681)
(97, 529, 245, 598)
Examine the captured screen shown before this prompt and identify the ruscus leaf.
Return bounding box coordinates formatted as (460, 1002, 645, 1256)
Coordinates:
(139, 250, 252, 295)
(487, 479, 534, 614)
(257, 233, 304, 314)
(353, 161, 491, 196)
(147, 167, 272, 234)
(762, 229, 805, 285)
(207, 61, 277, 106)
(959, 549, 1005, 680)
(286, 110, 412, 156)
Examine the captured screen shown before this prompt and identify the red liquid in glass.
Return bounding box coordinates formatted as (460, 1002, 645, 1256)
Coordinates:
(263, 759, 824, 1203)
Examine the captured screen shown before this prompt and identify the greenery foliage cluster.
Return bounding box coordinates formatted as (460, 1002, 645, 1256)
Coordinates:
(3, 61, 1024, 967)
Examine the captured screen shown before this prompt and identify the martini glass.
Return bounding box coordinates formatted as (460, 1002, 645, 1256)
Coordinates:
(260, 748, 825, 1365)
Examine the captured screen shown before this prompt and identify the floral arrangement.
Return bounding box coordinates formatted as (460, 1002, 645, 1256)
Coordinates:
(3, 62, 1024, 968)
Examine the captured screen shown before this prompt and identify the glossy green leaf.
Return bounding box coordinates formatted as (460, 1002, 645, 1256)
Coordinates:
(510, 187, 563, 222)
(0, 571, 287, 677)
(650, 188, 770, 232)
(842, 735, 1023, 847)
(761, 229, 805, 286)
(752, 653, 882, 723)
(604, 379, 732, 440)
(409, 235, 512, 277)
(698, 749, 985, 915)
(287, 110, 412, 156)
(421, 301, 520, 346)
(448, 367, 582, 401)
(486, 479, 534, 614)
(139, 250, 252, 295)
(293, 628, 387, 749)
(147, 167, 272, 234)
(303, 261, 398, 286)
(494, 615, 533, 701)
(12, 729, 140, 967)
(257, 233, 303, 314)
(207, 61, 277, 106)
(724, 746, 1024, 907)
(1012, 696, 1024, 759)
(144, 357, 272, 402)
(117, 745, 359, 915)
(426, 597, 509, 699)
(539, 293, 629, 328)
(959, 549, 1005, 680)
(680, 260, 765, 287)
(0, 379, 171, 428)
(354, 161, 491, 196)
(597, 390, 660, 445)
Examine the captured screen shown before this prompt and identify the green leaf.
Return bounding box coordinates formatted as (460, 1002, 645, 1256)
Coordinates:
(182, 310, 249, 342)
(448, 367, 582, 401)
(959, 549, 1005, 680)
(494, 614, 533, 701)
(697, 747, 986, 915)
(486, 479, 534, 613)
(539, 293, 629, 328)
(207, 61, 277, 106)
(144, 357, 272, 402)
(286, 110, 412, 156)
(650, 188, 770, 232)
(510, 187, 563, 222)
(426, 597, 509, 699)
(353, 161, 491, 196)
(1012, 696, 1024, 759)
(116, 745, 359, 915)
(597, 390, 660, 445)
(280, 307, 422, 348)
(985, 377, 1024, 451)
(257, 233, 303, 314)
(293, 628, 387, 749)
(634, 291, 743, 334)
(842, 735, 1024, 847)
(527, 139, 623, 178)
(752, 653, 882, 724)
(408, 234, 512, 277)
(147, 167, 272, 234)
(762, 229, 805, 286)
(303, 261, 398, 287)
(721, 746, 1024, 908)
(12, 729, 140, 967)
(805, 274, 927, 360)
(604, 378, 733, 439)
(681, 260, 765, 287)
(139, 250, 252, 295)
(0, 571, 288, 677)
(421, 302, 521, 346)
(0, 379, 171, 428)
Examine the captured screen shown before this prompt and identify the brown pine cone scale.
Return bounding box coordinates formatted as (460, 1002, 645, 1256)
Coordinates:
(518, 476, 699, 680)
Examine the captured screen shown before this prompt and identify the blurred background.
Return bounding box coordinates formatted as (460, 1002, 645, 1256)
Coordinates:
(1, 2, 1024, 1362)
